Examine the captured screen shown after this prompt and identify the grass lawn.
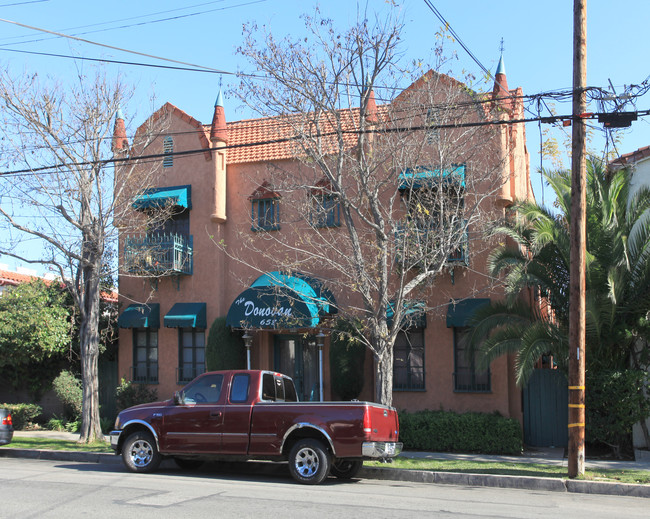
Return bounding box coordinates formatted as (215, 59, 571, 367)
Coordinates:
(3, 436, 113, 453)
(366, 457, 650, 485)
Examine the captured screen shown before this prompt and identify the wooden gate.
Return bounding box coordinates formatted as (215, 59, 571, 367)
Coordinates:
(98, 359, 118, 422)
(523, 369, 568, 447)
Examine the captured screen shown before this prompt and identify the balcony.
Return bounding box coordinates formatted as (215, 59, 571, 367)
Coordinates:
(395, 220, 468, 268)
(124, 233, 193, 276)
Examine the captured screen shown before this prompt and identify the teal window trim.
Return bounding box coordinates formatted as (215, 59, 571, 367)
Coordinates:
(251, 198, 280, 231)
(452, 326, 491, 393)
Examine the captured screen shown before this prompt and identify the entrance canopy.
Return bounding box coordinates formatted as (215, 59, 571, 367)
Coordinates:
(226, 271, 336, 329)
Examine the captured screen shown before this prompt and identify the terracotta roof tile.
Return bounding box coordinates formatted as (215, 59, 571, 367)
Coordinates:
(0, 269, 118, 303)
(610, 145, 650, 168)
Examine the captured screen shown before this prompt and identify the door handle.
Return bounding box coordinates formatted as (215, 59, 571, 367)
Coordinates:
(210, 411, 222, 418)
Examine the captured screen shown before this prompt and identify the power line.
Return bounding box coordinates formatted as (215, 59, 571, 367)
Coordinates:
(2, 109, 647, 178)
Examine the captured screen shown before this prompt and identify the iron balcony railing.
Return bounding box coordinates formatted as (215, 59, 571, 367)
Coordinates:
(130, 363, 159, 385)
(395, 219, 468, 267)
(124, 233, 193, 276)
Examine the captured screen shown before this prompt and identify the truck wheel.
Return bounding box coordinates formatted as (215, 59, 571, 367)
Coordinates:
(122, 431, 161, 473)
(288, 439, 331, 485)
(331, 459, 362, 479)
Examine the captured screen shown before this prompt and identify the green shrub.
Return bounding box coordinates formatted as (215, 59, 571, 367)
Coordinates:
(586, 369, 650, 456)
(115, 378, 158, 412)
(46, 415, 79, 433)
(329, 318, 366, 400)
(52, 370, 83, 419)
(0, 403, 42, 430)
(206, 317, 246, 370)
(398, 409, 523, 455)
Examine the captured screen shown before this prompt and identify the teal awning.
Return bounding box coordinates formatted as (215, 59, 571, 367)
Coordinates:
(446, 298, 490, 327)
(226, 272, 336, 329)
(399, 165, 465, 189)
(118, 303, 160, 328)
(132, 185, 191, 210)
(164, 302, 206, 328)
(387, 300, 426, 329)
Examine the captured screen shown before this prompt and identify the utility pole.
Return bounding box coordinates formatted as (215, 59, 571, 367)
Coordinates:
(568, 0, 587, 478)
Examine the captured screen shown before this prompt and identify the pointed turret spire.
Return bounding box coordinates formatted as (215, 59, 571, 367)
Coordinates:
(210, 89, 228, 144)
(112, 107, 128, 152)
(492, 52, 510, 101)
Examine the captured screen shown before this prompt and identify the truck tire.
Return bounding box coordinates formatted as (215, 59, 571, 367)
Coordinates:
(288, 439, 331, 485)
(122, 431, 161, 473)
(331, 459, 363, 479)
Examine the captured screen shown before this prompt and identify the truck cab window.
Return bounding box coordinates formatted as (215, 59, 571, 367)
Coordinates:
(262, 373, 276, 401)
(230, 374, 250, 403)
(183, 374, 223, 404)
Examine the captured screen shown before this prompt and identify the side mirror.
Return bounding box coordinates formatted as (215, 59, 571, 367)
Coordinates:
(173, 391, 185, 405)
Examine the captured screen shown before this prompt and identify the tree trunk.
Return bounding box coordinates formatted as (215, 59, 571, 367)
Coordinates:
(78, 235, 104, 443)
(375, 346, 394, 407)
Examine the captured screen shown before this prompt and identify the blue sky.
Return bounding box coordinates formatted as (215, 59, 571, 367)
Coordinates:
(1, 0, 649, 272)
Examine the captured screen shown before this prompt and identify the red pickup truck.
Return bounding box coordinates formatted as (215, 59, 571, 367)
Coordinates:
(110, 370, 402, 484)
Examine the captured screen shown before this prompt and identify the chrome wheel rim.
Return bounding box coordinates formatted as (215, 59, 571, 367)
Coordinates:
(294, 446, 319, 478)
(130, 439, 153, 467)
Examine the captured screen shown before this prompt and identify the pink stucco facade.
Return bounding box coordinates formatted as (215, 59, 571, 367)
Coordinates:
(116, 68, 531, 424)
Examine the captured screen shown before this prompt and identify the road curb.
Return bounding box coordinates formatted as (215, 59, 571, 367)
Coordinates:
(359, 466, 650, 498)
(2, 448, 649, 497)
(0, 448, 120, 465)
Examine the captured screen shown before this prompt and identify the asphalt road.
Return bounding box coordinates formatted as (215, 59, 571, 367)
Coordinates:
(1, 457, 649, 519)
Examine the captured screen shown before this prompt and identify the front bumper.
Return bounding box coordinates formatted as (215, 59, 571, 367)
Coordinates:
(362, 441, 403, 458)
(109, 430, 122, 450)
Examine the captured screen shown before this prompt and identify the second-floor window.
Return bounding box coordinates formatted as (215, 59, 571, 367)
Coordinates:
(251, 198, 280, 231)
(310, 194, 341, 228)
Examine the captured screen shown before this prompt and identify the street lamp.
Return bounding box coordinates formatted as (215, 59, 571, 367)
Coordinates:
(242, 331, 253, 369)
(316, 330, 325, 402)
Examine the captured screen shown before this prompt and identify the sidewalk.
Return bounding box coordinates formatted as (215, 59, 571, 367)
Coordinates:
(3, 431, 650, 498)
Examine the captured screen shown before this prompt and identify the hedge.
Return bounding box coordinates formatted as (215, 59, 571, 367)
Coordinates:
(0, 403, 42, 429)
(399, 409, 523, 455)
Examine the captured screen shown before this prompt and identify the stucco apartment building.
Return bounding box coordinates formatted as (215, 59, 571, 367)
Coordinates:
(115, 56, 532, 424)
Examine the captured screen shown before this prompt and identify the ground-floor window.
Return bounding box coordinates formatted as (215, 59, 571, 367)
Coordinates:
(453, 327, 490, 392)
(393, 328, 425, 391)
(178, 328, 206, 384)
(132, 328, 158, 384)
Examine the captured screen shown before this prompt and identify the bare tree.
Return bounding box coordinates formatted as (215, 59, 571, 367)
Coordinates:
(229, 12, 508, 405)
(0, 68, 162, 441)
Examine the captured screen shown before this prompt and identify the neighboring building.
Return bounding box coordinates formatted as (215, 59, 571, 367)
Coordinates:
(610, 146, 650, 450)
(115, 56, 532, 425)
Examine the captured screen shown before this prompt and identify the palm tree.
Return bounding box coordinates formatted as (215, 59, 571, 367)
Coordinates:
(466, 158, 650, 385)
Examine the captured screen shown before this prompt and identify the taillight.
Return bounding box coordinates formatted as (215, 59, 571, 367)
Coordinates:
(1, 414, 11, 426)
(363, 407, 371, 438)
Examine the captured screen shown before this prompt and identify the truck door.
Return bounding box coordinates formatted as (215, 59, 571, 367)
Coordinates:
(221, 372, 254, 454)
(161, 373, 224, 453)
